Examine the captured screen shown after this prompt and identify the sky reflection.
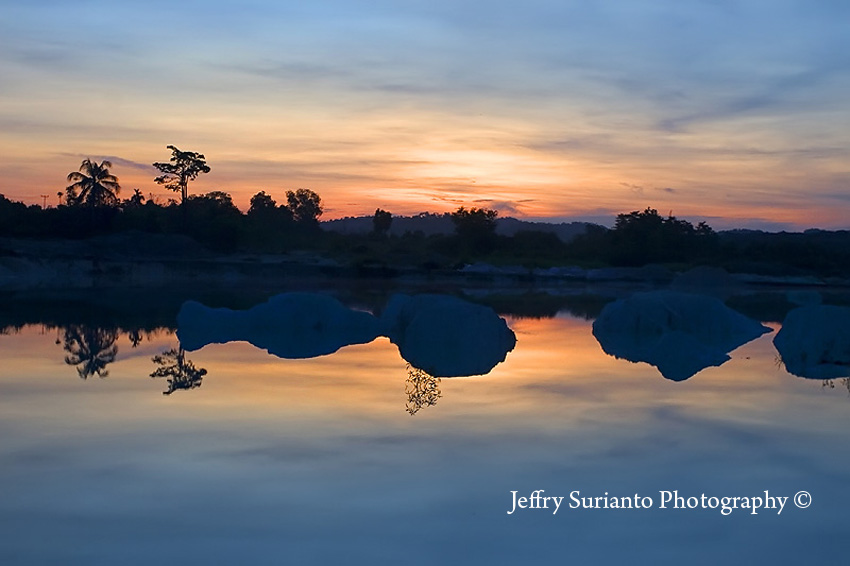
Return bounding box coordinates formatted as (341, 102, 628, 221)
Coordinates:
(2, 307, 850, 563)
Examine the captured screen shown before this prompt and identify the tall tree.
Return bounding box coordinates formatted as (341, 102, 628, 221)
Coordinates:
(372, 208, 392, 236)
(450, 206, 499, 253)
(248, 191, 277, 216)
(152, 145, 210, 204)
(286, 188, 323, 225)
(65, 159, 121, 207)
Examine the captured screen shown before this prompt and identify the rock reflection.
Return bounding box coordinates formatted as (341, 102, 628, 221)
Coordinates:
(177, 292, 516, 378)
(405, 365, 442, 416)
(592, 291, 771, 381)
(150, 347, 208, 395)
(177, 293, 381, 359)
(774, 305, 850, 379)
(61, 325, 119, 379)
(381, 294, 517, 378)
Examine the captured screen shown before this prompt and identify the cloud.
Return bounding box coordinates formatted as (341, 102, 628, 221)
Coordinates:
(472, 199, 523, 215)
(60, 154, 155, 173)
(621, 183, 644, 195)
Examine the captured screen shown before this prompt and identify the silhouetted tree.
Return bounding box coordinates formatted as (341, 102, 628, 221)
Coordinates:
(128, 329, 144, 347)
(609, 207, 717, 265)
(153, 145, 210, 204)
(451, 206, 499, 254)
(248, 191, 277, 216)
(150, 347, 207, 395)
(372, 208, 392, 236)
(286, 188, 323, 225)
(246, 191, 295, 250)
(183, 191, 244, 250)
(405, 365, 442, 415)
(123, 188, 146, 209)
(65, 159, 121, 207)
(61, 325, 119, 379)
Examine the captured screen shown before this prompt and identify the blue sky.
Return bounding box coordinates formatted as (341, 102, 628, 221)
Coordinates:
(1, 0, 848, 228)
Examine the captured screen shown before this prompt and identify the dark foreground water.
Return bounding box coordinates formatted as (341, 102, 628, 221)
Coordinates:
(1, 286, 849, 564)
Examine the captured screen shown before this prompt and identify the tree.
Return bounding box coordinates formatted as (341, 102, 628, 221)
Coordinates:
(405, 365, 442, 416)
(450, 206, 499, 254)
(61, 325, 119, 379)
(189, 190, 237, 210)
(372, 208, 393, 236)
(123, 188, 146, 209)
(152, 145, 210, 204)
(451, 206, 498, 236)
(286, 188, 323, 225)
(150, 347, 207, 395)
(609, 207, 717, 265)
(182, 191, 244, 250)
(65, 159, 121, 207)
(248, 191, 277, 216)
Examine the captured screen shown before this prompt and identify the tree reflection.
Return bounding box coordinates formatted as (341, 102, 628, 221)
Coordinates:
(128, 329, 144, 348)
(150, 348, 207, 395)
(822, 378, 850, 395)
(62, 325, 119, 379)
(405, 365, 441, 416)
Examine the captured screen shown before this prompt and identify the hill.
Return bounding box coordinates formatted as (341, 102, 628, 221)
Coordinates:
(323, 214, 594, 242)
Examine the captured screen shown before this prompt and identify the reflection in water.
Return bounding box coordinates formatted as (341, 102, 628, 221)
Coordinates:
(592, 291, 771, 381)
(61, 325, 119, 379)
(774, 305, 850, 379)
(177, 292, 516, 379)
(6, 295, 850, 564)
(150, 348, 208, 395)
(405, 365, 441, 416)
(822, 378, 850, 394)
(128, 329, 144, 348)
(382, 294, 517, 377)
(177, 293, 381, 359)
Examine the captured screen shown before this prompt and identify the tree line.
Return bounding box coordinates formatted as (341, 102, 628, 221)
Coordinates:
(2, 146, 849, 276)
(1, 147, 328, 251)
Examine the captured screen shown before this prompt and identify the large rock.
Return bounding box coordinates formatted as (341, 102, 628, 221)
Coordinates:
(177, 293, 381, 359)
(774, 305, 850, 379)
(592, 290, 771, 381)
(381, 294, 517, 377)
(177, 292, 518, 377)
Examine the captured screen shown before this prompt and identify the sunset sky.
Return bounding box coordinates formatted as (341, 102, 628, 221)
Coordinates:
(1, 0, 848, 229)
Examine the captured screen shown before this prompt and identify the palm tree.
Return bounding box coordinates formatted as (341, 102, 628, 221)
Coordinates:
(61, 325, 119, 379)
(65, 158, 121, 207)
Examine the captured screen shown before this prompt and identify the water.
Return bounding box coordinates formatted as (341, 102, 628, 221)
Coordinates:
(1, 286, 849, 564)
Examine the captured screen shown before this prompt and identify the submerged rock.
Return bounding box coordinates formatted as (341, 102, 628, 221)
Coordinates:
(177, 293, 381, 359)
(381, 294, 517, 377)
(774, 305, 850, 379)
(592, 290, 771, 381)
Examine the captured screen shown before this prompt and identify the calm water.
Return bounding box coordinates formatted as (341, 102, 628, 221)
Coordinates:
(1, 286, 849, 564)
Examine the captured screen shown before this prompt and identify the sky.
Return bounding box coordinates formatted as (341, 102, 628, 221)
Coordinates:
(0, 0, 848, 229)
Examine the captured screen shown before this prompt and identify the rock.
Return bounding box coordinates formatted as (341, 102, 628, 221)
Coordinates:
(592, 290, 771, 381)
(774, 305, 850, 379)
(177, 293, 381, 359)
(177, 292, 518, 377)
(381, 294, 517, 377)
